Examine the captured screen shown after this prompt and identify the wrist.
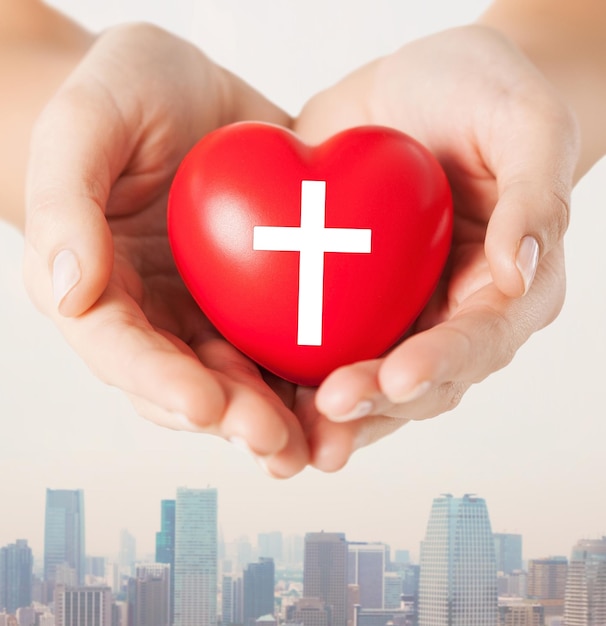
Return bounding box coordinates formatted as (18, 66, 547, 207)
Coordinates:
(0, 3, 92, 229)
(479, 1, 606, 179)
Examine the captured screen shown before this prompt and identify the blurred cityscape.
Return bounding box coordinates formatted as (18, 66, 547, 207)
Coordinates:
(0, 489, 604, 626)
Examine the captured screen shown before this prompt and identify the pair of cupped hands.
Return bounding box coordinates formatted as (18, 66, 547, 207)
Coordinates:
(24, 22, 578, 478)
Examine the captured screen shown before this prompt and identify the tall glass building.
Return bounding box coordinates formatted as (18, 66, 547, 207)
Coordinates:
(173, 487, 217, 626)
(563, 537, 606, 626)
(156, 499, 176, 625)
(0, 539, 33, 614)
(44, 489, 85, 598)
(493, 533, 523, 574)
(243, 557, 275, 626)
(418, 494, 498, 626)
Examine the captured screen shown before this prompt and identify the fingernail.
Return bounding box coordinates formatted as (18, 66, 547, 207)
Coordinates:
(390, 380, 431, 404)
(230, 437, 279, 477)
(255, 456, 276, 478)
(171, 412, 204, 432)
(516, 236, 539, 295)
(229, 436, 254, 455)
(329, 399, 374, 422)
(52, 249, 81, 308)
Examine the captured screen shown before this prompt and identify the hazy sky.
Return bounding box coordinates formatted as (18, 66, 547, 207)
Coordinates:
(0, 1, 604, 564)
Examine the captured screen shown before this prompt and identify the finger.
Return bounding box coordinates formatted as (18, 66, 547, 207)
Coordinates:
(380, 247, 564, 404)
(52, 283, 228, 432)
(318, 246, 564, 419)
(306, 411, 410, 473)
(192, 335, 310, 476)
(483, 78, 579, 297)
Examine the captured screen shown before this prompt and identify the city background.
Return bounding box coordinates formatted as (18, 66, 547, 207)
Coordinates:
(1, 489, 604, 625)
(0, 1, 605, 625)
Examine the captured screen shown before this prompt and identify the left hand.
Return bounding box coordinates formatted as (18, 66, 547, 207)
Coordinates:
(294, 25, 579, 471)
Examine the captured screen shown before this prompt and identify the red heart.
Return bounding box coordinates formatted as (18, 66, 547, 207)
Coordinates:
(168, 122, 452, 386)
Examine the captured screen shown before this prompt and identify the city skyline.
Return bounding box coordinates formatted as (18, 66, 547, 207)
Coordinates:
(0, 483, 603, 567)
(0, 487, 601, 574)
(3, 487, 601, 626)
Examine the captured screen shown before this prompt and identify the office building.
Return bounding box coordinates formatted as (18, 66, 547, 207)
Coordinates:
(54, 585, 112, 626)
(497, 599, 544, 626)
(494, 534, 523, 575)
(497, 570, 527, 598)
(243, 558, 275, 626)
(286, 597, 331, 626)
(222, 574, 240, 625)
(563, 537, 606, 626)
(258, 533, 283, 563)
(354, 605, 416, 626)
(43, 489, 85, 599)
(119, 529, 136, 577)
(156, 499, 175, 625)
(348, 542, 388, 609)
(0, 540, 33, 614)
(173, 487, 217, 626)
(128, 563, 171, 626)
(304, 532, 348, 626)
(384, 572, 404, 609)
(418, 493, 498, 626)
(527, 557, 567, 620)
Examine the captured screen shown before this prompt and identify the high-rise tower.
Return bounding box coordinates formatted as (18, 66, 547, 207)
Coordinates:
(418, 493, 498, 626)
(243, 557, 275, 626)
(348, 542, 388, 609)
(128, 563, 171, 626)
(173, 487, 217, 626)
(0, 539, 33, 614)
(563, 537, 606, 626)
(493, 533, 523, 574)
(303, 532, 348, 626)
(156, 499, 176, 625)
(43, 489, 85, 599)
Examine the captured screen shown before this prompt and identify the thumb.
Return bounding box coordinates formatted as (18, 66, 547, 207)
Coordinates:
(24, 84, 128, 317)
(484, 94, 579, 298)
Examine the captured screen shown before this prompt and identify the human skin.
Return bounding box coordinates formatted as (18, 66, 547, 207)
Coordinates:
(294, 2, 606, 467)
(2, 1, 604, 476)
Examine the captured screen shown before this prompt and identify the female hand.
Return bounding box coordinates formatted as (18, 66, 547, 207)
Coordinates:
(24, 23, 311, 478)
(294, 24, 579, 471)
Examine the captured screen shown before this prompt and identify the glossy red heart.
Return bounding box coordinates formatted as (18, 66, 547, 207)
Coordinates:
(168, 122, 452, 386)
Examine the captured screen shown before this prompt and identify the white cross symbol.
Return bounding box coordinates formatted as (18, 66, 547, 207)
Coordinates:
(253, 180, 372, 346)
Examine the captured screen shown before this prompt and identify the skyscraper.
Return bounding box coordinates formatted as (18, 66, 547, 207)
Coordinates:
(44, 489, 85, 599)
(418, 493, 498, 626)
(173, 487, 217, 626)
(348, 542, 388, 609)
(258, 532, 283, 563)
(0, 540, 33, 614)
(128, 563, 171, 626)
(493, 533, 523, 574)
(221, 574, 238, 625)
(304, 532, 348, 626)
(156, 499, 175, 626)
(527, 557, 568, 620)
(243, 557, 275, 626)
(563, 537, 606, 626)
(119, 529, 137, 577)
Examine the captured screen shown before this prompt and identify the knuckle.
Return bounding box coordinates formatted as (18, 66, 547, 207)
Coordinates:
(437, 381, 468, 413)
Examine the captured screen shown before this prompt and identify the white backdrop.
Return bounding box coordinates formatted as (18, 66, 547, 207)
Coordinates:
(0, 1, 603, 563)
